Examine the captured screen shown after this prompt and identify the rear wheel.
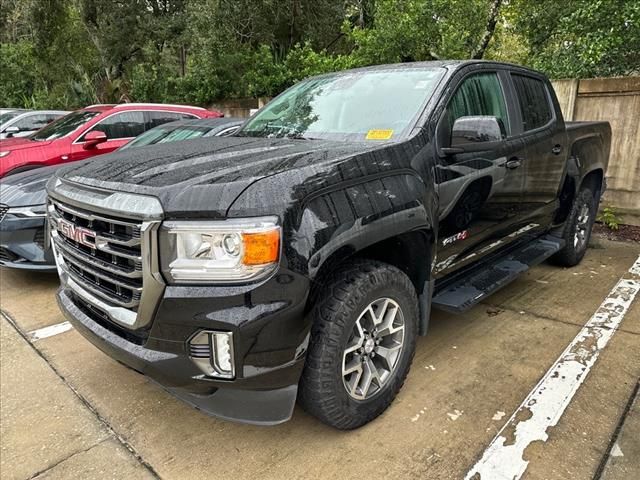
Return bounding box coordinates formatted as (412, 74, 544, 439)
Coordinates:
(552, 186, 597, 267)
(299, 260, 418, 429)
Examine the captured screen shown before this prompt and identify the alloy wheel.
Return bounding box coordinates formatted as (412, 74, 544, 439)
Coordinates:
(342, 298, 405, 400)
(574, 203, 591, 249)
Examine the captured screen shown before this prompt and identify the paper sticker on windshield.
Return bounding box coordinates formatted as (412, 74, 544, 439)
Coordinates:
(366, 129, 394, 140)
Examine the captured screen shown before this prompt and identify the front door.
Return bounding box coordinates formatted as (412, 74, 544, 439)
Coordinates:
(68, 111, 147, 161)
(433, 69, 528, 277)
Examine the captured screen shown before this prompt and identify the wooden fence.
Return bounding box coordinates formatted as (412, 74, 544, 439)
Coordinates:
(552, 77, 640, 224)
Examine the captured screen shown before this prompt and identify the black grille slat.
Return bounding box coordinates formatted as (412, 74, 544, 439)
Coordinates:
(0, 247, 17, 262)
(0, 204, 8, 222)
(70, 292, 147, 345)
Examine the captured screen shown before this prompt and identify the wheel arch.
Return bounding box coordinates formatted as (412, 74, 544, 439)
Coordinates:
(306, 228, 435, 336)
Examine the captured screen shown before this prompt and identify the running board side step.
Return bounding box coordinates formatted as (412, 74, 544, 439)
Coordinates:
(432, 235, 565, 313)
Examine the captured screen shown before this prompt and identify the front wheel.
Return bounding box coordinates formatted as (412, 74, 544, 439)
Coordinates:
(552, 186, 597, 267)
(299, 260, 418, 429)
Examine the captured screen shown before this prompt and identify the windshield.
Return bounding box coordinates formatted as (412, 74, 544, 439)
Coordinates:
(0, 110, 28, 126)
(120, 124, 210, 150)
(31, 110, 100, 141)
(237, 67, 444, 142)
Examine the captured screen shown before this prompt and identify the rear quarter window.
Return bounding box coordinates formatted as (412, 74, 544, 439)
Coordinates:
(511, 74, 553, 131)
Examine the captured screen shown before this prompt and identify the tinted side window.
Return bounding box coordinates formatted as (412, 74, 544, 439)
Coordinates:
(89, 111, 146, 139)
(15, 114, 50, 131)
(146, 111, 196, 130)
(511, 74, 553, 131)
(446, 72, 509, 135)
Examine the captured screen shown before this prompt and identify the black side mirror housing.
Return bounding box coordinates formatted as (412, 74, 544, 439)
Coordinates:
(441, 116, 506, 155)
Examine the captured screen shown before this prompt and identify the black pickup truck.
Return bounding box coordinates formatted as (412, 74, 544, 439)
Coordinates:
(46, 61, 611, 429)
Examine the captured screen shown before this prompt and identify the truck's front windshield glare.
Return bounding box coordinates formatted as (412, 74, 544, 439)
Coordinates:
(237, 68, 444, 142)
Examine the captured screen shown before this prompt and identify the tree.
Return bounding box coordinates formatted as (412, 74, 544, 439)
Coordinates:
(508, 0, 640, 78)
(1, 0, 638, 108)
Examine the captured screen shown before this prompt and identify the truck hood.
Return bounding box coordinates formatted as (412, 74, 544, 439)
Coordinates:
(54, 136, 381, 217)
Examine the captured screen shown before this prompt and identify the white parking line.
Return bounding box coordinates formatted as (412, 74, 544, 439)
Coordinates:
(466, 255, 640, 480)
(630, 256, 640, 276)
(28, 321, 73, 341)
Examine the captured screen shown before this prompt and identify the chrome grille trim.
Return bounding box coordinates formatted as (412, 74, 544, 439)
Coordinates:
(48, 177, 163, 220)
(48, 184, 164, 331)
(50, 199, 144, 229)
(52, 237, 142, 279)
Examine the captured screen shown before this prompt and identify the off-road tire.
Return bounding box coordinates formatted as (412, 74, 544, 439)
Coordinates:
(298, 259, 418, 429)
(552, 186, 597, 267)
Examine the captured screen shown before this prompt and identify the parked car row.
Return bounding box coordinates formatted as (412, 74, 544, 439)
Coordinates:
(1, 102, 243, 269)
(0, 103, 227, 177)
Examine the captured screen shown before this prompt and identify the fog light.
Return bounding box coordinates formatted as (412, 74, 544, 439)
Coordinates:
(188, 330, 235, 379)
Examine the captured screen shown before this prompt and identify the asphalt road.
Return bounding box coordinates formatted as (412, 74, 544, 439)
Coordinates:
(1, 237, 638, 480)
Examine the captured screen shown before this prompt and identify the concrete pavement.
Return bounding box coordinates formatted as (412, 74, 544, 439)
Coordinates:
(0, 237, 638, 479)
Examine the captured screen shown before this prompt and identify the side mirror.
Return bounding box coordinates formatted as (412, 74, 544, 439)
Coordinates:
(441, 116, 505, 155)
(83, 130, 108, 149)
(4, 126, 20, 138)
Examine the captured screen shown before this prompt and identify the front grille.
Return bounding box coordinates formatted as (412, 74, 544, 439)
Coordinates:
(0, 247, 17, 262)
(49, 199, 144, 312)
(69, 291, 148, 345)
(0, 204, 8, 222)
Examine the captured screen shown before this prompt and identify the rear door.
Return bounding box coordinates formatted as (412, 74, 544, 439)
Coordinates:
(509, 73, 568, 229)
(145, 111, 198, 130)
(433, 67, 528, 277)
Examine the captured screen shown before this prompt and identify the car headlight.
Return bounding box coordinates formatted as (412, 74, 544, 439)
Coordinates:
(160, 217, 281, 284)
(0, 151, 10, 158)
(6, 204, 47, 218)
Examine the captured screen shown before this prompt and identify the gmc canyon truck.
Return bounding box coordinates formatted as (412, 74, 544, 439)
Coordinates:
(46, 61, 611, 429)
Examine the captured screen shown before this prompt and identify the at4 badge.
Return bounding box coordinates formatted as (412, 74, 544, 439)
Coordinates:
(442, 230, 469, 247)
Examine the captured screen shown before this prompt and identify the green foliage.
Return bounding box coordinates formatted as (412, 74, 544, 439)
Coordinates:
(508, 0, 640, 78)
(0, 0, 638, 109)
(347, 0, 491, 64)
(0, 41, 38, 108)
(597, 206, 623, 231)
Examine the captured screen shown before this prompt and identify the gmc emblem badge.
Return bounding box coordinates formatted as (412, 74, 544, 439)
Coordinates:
(57, 219, 97, 248)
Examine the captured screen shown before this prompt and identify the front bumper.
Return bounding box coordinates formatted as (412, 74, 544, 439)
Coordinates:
(0, 214, 55, 271)
(56, 268, 311, 425)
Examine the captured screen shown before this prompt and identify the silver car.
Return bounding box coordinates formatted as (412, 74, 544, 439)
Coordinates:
(0, 109, 70, 139)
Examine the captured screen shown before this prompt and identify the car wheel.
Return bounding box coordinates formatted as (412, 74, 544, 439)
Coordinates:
(552, 186, 597, 267)
(299, 259, 418, 429)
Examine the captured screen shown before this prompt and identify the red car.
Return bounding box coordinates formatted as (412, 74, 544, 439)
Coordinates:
(0, 103, 222, 177)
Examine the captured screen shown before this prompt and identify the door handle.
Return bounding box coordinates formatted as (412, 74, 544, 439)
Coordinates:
(551, 144, 562, 155)
(505, 157, 523, 169)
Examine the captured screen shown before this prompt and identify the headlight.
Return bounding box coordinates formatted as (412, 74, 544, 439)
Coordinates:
(161, 217, 281, 283)
(0, 151, 10, 158)
(6, 204, 47, 218)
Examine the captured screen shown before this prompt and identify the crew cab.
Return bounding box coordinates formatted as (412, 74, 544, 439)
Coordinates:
(0, 103, 222, 177)
(46, 61, 611, 429)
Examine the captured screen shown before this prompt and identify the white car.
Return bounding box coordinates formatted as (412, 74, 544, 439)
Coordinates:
(0, 109, 69, 139)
